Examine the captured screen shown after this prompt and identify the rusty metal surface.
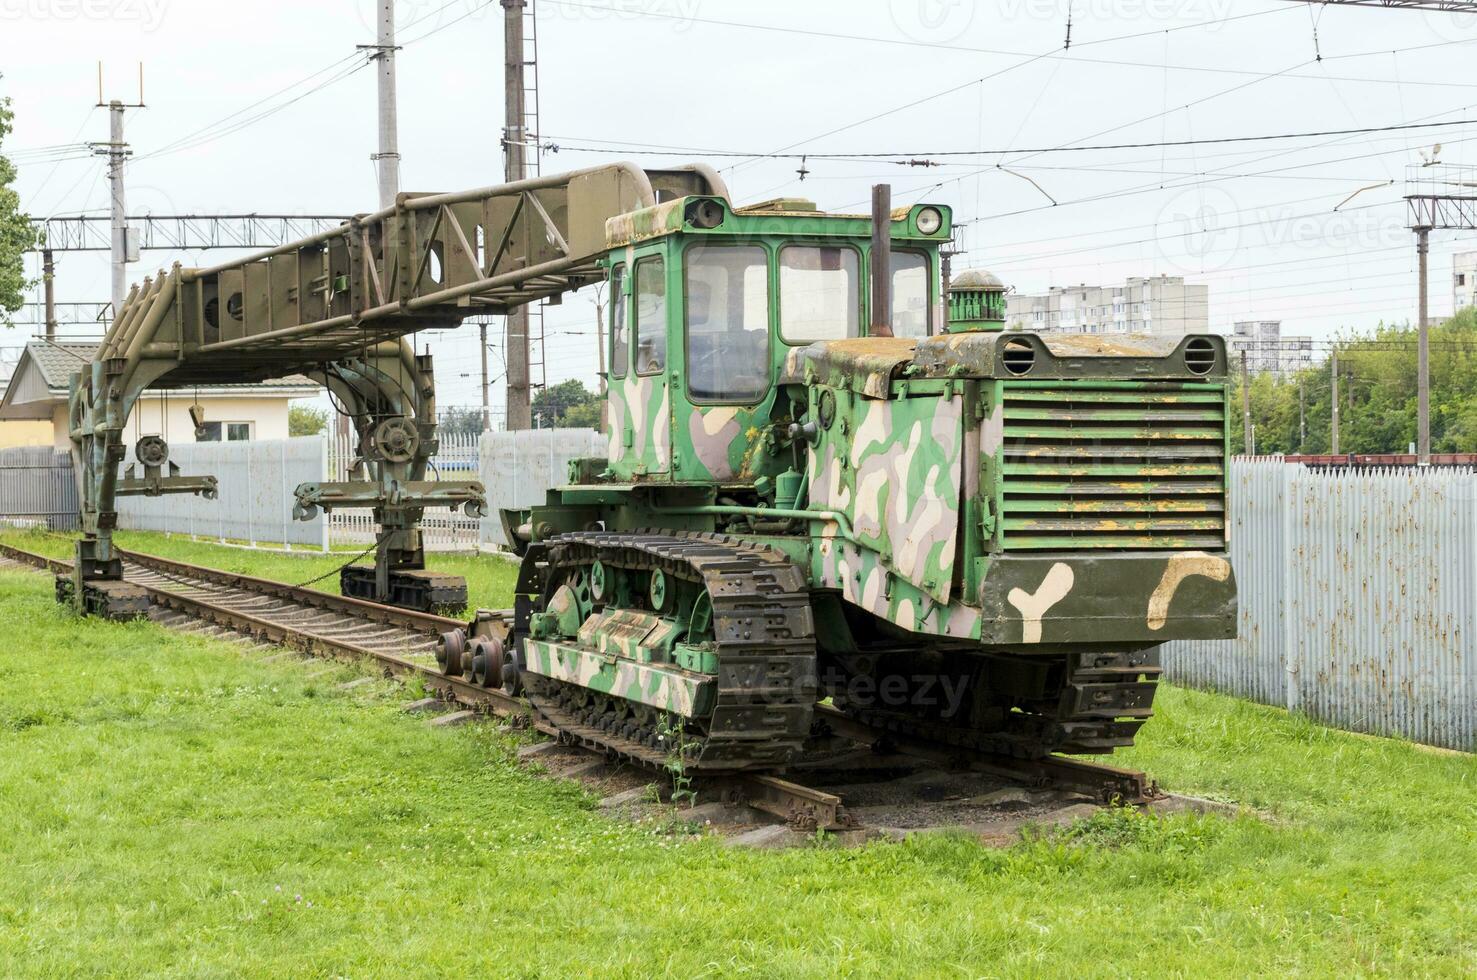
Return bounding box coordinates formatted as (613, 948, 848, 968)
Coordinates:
(1163, 459, 1477, 752)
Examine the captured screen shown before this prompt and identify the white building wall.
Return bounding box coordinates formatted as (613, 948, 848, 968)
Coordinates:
(1453, 251, 1477, 312)
(48, 392, 308, 450)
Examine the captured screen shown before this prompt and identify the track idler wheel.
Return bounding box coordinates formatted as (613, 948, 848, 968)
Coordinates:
(467, 636, 510, 690)
(438, 629, 467, 676)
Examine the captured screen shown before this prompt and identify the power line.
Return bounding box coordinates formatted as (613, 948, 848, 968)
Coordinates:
(546, 116, 1477, 164)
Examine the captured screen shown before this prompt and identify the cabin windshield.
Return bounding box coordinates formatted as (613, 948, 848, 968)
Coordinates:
(685, 243, 770, 403)
(778, 245, 859, 342)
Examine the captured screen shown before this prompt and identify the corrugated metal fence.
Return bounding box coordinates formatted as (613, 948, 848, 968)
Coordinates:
(0, 430, 605, 551)
(115, 437, 328, 548)
(1163, 458, 1477, 752)
(0, 446, 78, 531)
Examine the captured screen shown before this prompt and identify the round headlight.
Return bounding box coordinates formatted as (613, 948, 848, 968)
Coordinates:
(915, 207, 943, 235)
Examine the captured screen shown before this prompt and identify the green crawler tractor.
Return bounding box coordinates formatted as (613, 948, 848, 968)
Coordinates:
(492, 193, 1237, 770)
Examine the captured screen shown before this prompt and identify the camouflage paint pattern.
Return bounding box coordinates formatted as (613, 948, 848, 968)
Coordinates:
(576, 608, 681, 663)
(522, 636, 716, 718)
(813, 529, 983, 638)
(808, 386, 963, 604)
(606, 372, 671, 478)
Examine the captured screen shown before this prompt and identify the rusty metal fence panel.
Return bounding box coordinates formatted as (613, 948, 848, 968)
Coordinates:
(1162, 459, 1477, 752)
(0, 446, 79, 531)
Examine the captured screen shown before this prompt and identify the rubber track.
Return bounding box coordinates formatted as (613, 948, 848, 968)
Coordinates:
(525, 531, 818, 772)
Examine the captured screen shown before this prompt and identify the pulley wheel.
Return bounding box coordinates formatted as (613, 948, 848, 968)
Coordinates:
(135, 435, 169, 468)
(372, 417, 420, 464)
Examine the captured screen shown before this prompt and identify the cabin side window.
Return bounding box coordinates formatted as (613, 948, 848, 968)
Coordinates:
(609, 264, 628, 380)
(891, 251, 931, 339)
(633, 256, 667, 376)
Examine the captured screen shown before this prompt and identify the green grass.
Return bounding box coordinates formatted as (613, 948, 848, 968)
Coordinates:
(0, 527, 518, 616)
(1, 536, 1475, 975)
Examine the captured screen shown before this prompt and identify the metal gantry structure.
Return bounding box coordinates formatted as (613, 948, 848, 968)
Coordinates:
(1283, 1, 1477, 8)
(33, 214, 351, 253)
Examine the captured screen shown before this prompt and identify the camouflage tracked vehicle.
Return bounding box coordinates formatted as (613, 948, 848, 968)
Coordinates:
(62, 163, 1233, 769)
(484, 193, 1237, 771)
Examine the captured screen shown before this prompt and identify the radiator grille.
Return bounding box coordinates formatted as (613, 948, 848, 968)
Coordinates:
(997, 382, 1227, 551)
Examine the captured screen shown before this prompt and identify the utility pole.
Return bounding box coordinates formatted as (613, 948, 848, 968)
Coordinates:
(92, 67, 144, 321)
(1331, 350, 1340, 456)
(503, 0, 532, 430)
(1298, 380, 1306, 453)
(1240, 350, 1252, 455)
(1417, 225, 1431, 463)
(107, 102, 127, 316)
(41, 248, 57, 341)
(367, 0, 401, 209)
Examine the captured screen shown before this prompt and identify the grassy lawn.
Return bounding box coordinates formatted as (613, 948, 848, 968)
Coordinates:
(0, 533, 1475, 975)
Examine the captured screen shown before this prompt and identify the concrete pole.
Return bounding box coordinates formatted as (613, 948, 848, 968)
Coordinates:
(107, 101, 128, 318)
(480, 321, 491, 433)
(1298, 380, 1305, 453)
(1331, 349, 1340, 456)
(374, 0, 401, 209)
(1417, 226, 1431, 464)
(41, 248, 57, 341)
(1241, 350, 1252, 456)
(870, 184, 893, 337)
(503, 0, 532, 430)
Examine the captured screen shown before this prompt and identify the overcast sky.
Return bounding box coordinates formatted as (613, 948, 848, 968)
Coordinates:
(6, 0, 1477, 416)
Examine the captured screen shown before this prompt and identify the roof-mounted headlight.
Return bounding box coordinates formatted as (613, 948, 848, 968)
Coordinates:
(915, 207, 943, 235)
(684, 199, 724, 230)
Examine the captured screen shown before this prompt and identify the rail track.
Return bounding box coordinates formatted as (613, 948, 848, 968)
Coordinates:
(0, 542, 1165, 836)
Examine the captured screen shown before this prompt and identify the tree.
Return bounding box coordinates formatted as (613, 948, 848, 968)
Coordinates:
(532, 379, 600, 429)
(0, 82, 41, 328)
(437, 406, 484, 439)
(288, 403, 328, 437)
(1231, 309, 1477, 456)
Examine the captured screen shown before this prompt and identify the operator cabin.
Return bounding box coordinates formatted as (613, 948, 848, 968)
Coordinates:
(0, 341, 318, 450)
